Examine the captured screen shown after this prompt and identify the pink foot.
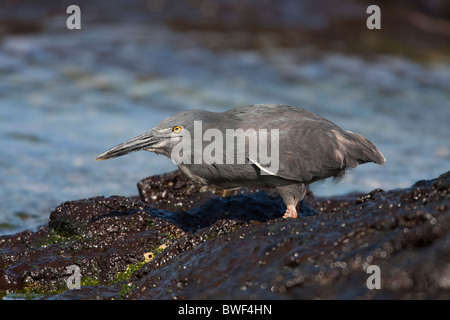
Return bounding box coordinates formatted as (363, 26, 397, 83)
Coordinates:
(282, 205, 298, 219)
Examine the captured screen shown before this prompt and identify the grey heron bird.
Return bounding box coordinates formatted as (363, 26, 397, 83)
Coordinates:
(96, 104, 385, 218)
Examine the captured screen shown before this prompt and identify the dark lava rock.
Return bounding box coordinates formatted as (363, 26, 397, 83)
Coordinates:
(0, 171, 449, 300)
(1, 0, 448, 59)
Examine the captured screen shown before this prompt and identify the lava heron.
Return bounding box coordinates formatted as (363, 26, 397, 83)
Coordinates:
(96, 104, 385, 218)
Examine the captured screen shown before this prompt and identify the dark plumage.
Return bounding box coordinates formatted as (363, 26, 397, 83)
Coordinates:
(96, 104, 385, 218)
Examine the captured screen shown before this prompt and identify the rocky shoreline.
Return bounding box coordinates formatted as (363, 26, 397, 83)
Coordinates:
(0, 170, 449, 299)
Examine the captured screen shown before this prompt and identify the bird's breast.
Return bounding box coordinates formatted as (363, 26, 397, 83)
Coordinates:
(177, 162, 285, 189)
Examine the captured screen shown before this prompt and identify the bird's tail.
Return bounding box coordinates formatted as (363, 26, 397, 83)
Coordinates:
(344, 131, 386, 167)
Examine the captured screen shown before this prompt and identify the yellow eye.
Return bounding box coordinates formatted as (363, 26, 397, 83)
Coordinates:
(172, 126, 182, 133)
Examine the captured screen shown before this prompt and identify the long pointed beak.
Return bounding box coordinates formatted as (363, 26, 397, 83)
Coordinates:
(95, 131, 157, 161)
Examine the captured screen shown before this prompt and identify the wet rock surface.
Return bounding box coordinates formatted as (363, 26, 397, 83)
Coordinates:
(0, 170, 449, 299)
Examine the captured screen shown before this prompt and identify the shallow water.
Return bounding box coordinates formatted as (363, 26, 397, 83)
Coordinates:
(1, 24, 449, 234)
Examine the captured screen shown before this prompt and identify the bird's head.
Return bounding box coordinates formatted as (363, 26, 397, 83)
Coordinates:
(95, 109, 210, 161)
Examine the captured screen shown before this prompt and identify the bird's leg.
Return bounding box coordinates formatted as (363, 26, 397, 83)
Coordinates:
(283, 204, 298, 219)
(220, 188, 240, 197)
(276, 184, 306, 219)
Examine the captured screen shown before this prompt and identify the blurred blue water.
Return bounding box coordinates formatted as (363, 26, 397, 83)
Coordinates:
(1, 24, 449, 234)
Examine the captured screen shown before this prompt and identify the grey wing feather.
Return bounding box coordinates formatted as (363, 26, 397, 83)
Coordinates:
(230, 104, 385, 183)
(276, 122, 385, 182)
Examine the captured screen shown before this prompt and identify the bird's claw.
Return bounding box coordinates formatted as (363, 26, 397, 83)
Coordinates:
(283, 206, 298, 219)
